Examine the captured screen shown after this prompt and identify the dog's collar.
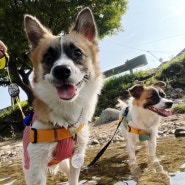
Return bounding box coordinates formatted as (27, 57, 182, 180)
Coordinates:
(30, 124, 84, 143)
(121, 107, 150, 141)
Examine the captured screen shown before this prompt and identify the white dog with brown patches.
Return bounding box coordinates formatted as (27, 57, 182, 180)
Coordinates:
(23, 8, 102, 185)
(119, 82, 173, 179)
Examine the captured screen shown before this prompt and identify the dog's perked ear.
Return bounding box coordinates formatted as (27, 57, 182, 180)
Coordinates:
(128, 84, 144, 99)
(72, 7, 98, 44)
(24, 14, 52, 49)
(152, 81, 166, 88)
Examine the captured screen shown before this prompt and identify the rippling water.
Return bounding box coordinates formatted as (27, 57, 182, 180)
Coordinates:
(0, 137, 185, 185)
(1, 173, 185, 185)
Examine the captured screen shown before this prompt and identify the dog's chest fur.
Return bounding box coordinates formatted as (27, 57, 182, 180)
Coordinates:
(129, 105, 160, 130)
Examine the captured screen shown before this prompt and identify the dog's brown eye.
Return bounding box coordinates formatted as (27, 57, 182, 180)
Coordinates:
(42, 47, 61, 65)
(147, 93, 157, 100)
(73, 48, 82, 58)
(147, 95, 154, 100)
(159, 92, 166, 98)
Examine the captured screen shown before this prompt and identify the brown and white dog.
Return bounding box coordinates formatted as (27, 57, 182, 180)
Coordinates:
(119, 82, 173, 179)
(23, 8, 103, 185)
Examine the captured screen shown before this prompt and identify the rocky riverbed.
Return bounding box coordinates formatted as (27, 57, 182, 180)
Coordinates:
(0, 114, 185, 185)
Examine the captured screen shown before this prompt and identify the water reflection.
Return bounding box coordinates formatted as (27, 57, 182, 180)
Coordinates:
(4, 179, 17, 185)
(171, 171, 185, 185)
(0, 177, 11, 182)
(0, 171, 185, 184)
(0, 137, 185, 184)
(0, 177, 16, 185)
(115, 180, 136, 185)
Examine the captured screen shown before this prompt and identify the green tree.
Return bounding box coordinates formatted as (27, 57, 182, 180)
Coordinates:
(0, 0, 127, 104)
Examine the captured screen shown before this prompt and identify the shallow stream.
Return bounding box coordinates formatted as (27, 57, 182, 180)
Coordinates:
(0, 136, 185, 185)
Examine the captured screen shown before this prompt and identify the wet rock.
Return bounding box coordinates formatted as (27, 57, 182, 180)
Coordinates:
(91, 139, 99, 145)
(174, 88, 183, 93)
(158, 130, 164, 136)
(174, 128, 185, 137)
(168, 129, 175, 134)
(84, 180, 97, 184)
(166, 85, 185, 99)
(96, 108, 119, 125)
(0, 141, 22, 164)
(173, 98, 185, 106)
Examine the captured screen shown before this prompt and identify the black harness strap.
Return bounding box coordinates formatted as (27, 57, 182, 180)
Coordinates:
(86, 107, 129, 168)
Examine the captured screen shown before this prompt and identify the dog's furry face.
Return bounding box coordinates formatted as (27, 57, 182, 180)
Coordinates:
(129, 82, 173, 117)
(24, 8, 101, 101)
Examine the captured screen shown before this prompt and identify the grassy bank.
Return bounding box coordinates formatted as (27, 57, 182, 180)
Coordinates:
(95, 54, 185, 116)
(0, 101, 32, 139)
(1, 54, 185, 138)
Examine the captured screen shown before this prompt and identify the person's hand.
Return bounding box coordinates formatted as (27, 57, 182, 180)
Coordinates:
(0, 41, 7, 58)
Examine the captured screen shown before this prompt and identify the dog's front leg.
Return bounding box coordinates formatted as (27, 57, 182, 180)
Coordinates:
(147, 136, 163, 172)
(68, 147, 85, 185)
(68, 126, 89, 185)
(25, 143, 54, 185)
(68, 162, 81, 185)
(147, 136, 157, 163)
(125, 134, 138, 166)
(126, 135, 141, 179)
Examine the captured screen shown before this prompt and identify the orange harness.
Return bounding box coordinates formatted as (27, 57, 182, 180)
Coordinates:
(23, 112, 84, 169)
(30, 123, 84, 143)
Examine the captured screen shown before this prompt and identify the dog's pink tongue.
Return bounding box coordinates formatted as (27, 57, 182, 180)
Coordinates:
(161, 109, 172, 117)
(57, 84, 75, 100)
(148, 106, 172, 117)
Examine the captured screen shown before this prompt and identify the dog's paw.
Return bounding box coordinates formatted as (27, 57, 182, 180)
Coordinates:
(144, 165, 156, 174)
(153, 161, 164, 172)
(147, 161, 164, 173)
(130, 164, 141, 180)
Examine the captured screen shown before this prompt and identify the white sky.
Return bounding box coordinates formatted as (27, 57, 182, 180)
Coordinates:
(99, 0, 185, 71)
(1, 0, 185, 109)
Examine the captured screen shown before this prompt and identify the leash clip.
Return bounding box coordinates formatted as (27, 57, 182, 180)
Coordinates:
(123, 106, 129, 117)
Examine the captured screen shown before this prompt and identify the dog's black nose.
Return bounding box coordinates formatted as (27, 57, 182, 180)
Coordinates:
(165, 101, 173, 108)
(52, 65, 71, 80)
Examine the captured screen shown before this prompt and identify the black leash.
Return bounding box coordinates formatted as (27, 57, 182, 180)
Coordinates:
(86, 107, 129, 168)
